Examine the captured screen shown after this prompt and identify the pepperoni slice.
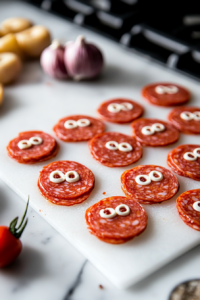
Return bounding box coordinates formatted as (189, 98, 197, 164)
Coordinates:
(168, 106, 200, 134)
(167, 144, 200, 181)
(89, 132, 142, 167)
(97, 98, 144, 124)
(176, 189, 200, 231)
(85, 196, 147, 244)
(142, 82, 190, 107)
(132, 118, 179, 147)
(38, 161, 95, 204)
(7, 131, 59, 164)
(53, 115, 105, 142)
(121, 165, 179, 204)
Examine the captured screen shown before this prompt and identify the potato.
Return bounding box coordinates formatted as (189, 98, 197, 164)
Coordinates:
(15, 25, 51, 58)
(0, 33, 22, 57)
(0, 52, 22, 85)
(0, 18, 32, 35)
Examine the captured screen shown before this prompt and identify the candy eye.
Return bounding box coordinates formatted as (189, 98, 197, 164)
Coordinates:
(193, 111, 200, 121)
(76, 119, 90, 127)
(152, 123, 165, 132)
(135, 175, 151, 185)
(65, 171, 80, 183)
(183, 152, 197, 161)
(49, 171, 65, 183)
(64, 120, 78, 129)
(141, 126, 155, 135)
(167, 86, 178, 94)
(105, 141, 119, 150)
(29, 136, 43, 145)
(180, 112, 194, 121)
(193, 201, 200, 212)
(155, 85, 166, 94)
(107, 103, 121, 113)
(118, 142, 133, 152)
(115, 204, 130, 216)
(149, 170, 163, 182)
(193, 148, 200, 158)
(120, 103, 133, 111)
(18, 139, 32, 149)
(100, 208, 117, 219)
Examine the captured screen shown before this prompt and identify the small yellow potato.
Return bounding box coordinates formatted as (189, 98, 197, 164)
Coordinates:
(0, 33, 22, 57)
(0, 18, 32, 35)
(0, 84, 3, 105)
(0, 52, 22, 85)
(15, 25, 51, 58)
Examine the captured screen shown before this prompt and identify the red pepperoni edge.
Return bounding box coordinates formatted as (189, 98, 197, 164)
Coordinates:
(7, 131, 59, 164)
(97, 98, 144, 124)
(85, 196, 147, 244)
(132, 118, 179, 147)
(121, 165, 179, 205)
(176, 189, 200, 231)
(53, 115, 105, 142)
(142, 82, 190, 107)
(89, 132, 143, 168)
(168, 107, 200, 134)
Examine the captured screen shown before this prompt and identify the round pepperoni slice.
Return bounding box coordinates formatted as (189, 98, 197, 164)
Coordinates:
(167, 144, 200, 181)
(132, 118, 179, 147)
(168, 106, 200, 134)
(53, 115, 105, 142)
(97, 98, 143, 124)
(176, 189, 200, 231)
(85, 196, 147, 244)
(7, 131, 59, 164)
(89, 132, 142, 167)
(142, 82, 190, 107)
(38, 161, 95, 201)
(121, 165, 179, 205)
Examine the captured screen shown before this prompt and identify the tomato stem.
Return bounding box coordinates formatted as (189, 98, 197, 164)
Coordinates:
(9, 196, 29, 239)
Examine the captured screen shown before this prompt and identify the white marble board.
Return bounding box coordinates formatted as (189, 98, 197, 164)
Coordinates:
(0, 1, 199, 289)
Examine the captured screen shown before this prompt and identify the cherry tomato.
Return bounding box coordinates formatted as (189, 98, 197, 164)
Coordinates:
(0, 198, 29, 268)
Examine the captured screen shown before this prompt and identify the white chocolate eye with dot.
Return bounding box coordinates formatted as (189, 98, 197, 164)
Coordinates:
(115, 204, 130, 216)
(49, 170, 80, 183)
(193, 201, 200, 212)
(76, 119, 90, 127)
(183, 148, 200, 161)
(142, 123, 165, 135)
(105, 141, 133, 152)
(18, 136, 43, 149)
(180, 111, 200, 121)
(155, 85, 179, 94)
(64, 119, 90, 129)
(135, 170, 163, 185)
(100, 208, 117, 219)
(107, 103, 133, 113)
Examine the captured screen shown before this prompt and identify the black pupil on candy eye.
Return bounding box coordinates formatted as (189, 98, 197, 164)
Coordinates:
(69, 123, 73, 125)
(33, 139, 38, 142)
(104, 209, 111, 215)
(188, 154, 194, 158)
(140, 177, 147, 182)
(197, 203, 200, 207)
(122, 145, 127, 148)
(54, 174, 60, 179)
(69, 174, 75, 178)
(147, 128, 151, 131)
(23, 142, 27, 145)
(120, 207, 126, 212)
(153, 173, 159, 178)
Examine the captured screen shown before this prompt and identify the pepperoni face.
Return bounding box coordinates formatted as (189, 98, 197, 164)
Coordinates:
(53, 115, 105, 142)
(168, 107, 200, 134)
(121, 165, 179, 204)
(132, 118, 179, 147)
(97, 98, 143, 123)
(89, 132, 143, 167)
(167, 145, 200, 181)
(85, 196, 147, 244)
(38, 161, 95, 206)
(7, 131, 59, 164)
(176, 189, 200, 231)
(142, 82, 190, 107)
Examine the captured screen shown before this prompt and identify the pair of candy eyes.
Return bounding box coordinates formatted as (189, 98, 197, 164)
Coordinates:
(142, 123, 165, 136)
(105, 141, 133, 152)
(135, 170, 163, 185)
(107, 102, 133, 113)
(155, 85, 178, 94)
(49, 170, 79, 183)
(180, 111, 200, 121)
(193, 201, 200, 212)
(18, 137, 43, 149)
(100, 204, 130, 219)
(183, 148, 200, 161)
(64, 119, 90, 129)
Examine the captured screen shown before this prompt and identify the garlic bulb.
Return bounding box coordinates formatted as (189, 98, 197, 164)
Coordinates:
(40, 40, 68, 79)
(64, 36, 104, 80)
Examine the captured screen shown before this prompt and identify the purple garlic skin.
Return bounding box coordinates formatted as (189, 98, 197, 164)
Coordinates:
(64, 36, 104, 80)
(40, 40, 68, 79)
